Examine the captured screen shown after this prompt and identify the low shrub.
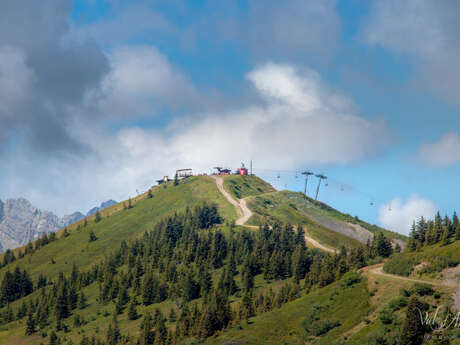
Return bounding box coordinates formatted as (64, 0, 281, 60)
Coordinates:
(411, 283, 434, 296)
(383, 254, 419, 277)
(341, 271, 361, 288)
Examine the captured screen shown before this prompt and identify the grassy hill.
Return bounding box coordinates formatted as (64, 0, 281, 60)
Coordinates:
(0, 176, 237, 282)
(0, 175, 418, 345)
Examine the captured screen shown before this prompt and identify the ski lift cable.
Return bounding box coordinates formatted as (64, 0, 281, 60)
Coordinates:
(252, 166, 390, 208)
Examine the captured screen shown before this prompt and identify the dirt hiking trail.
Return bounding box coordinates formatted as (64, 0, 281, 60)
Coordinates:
(211, 176, 336, 253)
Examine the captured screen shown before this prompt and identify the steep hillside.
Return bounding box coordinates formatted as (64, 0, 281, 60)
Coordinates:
(0, 175, 418, 345)
(0, 176, 236, 281)
(243, 189, 405, 250)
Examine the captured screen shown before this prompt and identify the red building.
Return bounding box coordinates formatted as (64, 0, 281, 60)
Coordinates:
(238, 163, 248, 175)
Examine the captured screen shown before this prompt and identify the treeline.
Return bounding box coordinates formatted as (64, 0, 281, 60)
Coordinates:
(407, 212, 460, 251)
(0, 202, 394, 344)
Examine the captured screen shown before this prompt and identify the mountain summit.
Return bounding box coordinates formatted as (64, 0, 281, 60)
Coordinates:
(0, 198, 117, 252)
(0, 175, 420, 345)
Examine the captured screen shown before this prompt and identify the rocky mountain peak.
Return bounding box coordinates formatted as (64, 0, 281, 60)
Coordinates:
(0, 197, 117, 252)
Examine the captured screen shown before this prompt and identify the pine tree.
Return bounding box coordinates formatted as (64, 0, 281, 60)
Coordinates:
(89, 230, 98, 242)
(106, 315, 121, 345)
(49, 331, 58, 345)
(240, 291, 255, 320)
(441, 227, 450, 246)
(142, 273, 155, 305)
(78, 291, 87, 309)
(168, 308, 177, 323)
(55, 282, 70, 320)
(140, 313, 154, 345)
(128, 299, 139, 320)
(375, 232, 393, 257)
(115, 296, 124, 315)
(174, 174, 179, 186)
(69, 284, 78, 310)
(25, 311, 36, 335)
(148, 189, 153, 198)
(95, 210, 102, 223)
(400, 296, 426, 345)
(198, 265, 212, 297)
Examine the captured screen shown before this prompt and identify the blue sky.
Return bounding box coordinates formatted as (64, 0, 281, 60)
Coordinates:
(1, 0, 460, 235)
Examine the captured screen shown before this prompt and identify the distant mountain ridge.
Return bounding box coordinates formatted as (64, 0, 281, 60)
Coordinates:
(0, 198, 117, 252)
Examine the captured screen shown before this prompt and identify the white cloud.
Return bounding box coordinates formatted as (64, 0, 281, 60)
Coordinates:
(363, 0, 460, 103)
(378, 195, 437, 235)
(86, 45, 198, 118)
(418, 132, 460, 167)
(1, 62, 393, 215)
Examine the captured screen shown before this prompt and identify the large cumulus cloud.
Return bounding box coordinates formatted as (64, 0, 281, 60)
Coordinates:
(0, 0, 108, 154)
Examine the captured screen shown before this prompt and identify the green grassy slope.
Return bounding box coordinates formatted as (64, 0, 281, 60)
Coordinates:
(246, 191, 363, 249)
(0, 175, 413, 345)
(245, 190, 405, 249)
(222, 175, 276, 199)
(206, 270, 455, 345)
(384, 241, 460, 277)
(0, 176, 237, 281)
(205, 275, 372, 345)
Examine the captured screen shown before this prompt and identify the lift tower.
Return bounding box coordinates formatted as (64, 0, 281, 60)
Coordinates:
(301, 171, 314, 196)
(315, 174, 327, 201)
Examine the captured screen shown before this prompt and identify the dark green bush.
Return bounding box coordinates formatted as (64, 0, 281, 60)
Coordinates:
(388, 297, 408, 311)
(411, 283, 434, 296)
(341, 271, 361, 288)
(379, 309, 394, 325)
(310, 319, 341, 336)
(383, 254, 419, 277)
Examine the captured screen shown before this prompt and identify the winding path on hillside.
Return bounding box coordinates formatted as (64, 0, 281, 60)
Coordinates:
(363, 263, 459, 310)
(363, 264, 453, 287)
(211, 176, 336, 253)
(212, 176, 253, 226)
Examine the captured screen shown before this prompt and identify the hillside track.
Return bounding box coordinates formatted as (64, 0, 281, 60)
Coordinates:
(211, 176, 336, 253)
(362, 264, 455, 287)
(211, 175, 253, 226)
